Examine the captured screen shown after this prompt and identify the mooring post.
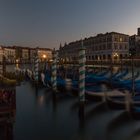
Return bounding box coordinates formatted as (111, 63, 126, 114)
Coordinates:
(51, 49, 57, 92)
(78, 40, 86, 118)
(125, 90, 131, 113)
(34, 48, 39, 84)
(132, 56, 135, 96)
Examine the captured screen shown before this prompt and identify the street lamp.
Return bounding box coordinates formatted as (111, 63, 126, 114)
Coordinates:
(43, 54, 46, 59)
(42, 54, 47, 71)
(114, 53, 118, 58)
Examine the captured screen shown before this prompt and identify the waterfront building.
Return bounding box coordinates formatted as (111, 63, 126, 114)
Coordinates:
(0, 46, 3, 74)
(29, 48, 36, 63)
(13, 46, 22, 63)
(59, 32, 129, 62)
(2, 46, 16, 63)
(37, 48, 52, 62)
(0, 46, 52, 64)
(129, 28, 140, 58)
(0, 46, 3, 63)
(21, 47, 30, 63)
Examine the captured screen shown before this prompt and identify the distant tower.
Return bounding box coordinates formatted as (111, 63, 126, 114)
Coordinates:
(137, 28, 140, 36)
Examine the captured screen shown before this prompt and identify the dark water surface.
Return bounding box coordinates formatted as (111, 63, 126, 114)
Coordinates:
(4, 64, 140, 140)
(12, 82, 140, 140)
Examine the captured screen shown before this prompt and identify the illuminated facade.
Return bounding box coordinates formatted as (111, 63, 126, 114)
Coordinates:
(37, 48, 52, 62)
(59, 32, 129, 62)
(0, 46, 52, 64)
(2, 46, 16, 63)
(22, 48, 30, 63)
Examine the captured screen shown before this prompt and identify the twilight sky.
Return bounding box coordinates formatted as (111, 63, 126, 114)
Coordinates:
(0, 0, 140, 49)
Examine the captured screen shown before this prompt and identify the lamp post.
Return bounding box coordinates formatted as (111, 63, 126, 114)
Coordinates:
(42, 54, 47, 71)
(113, 52, 119, 64)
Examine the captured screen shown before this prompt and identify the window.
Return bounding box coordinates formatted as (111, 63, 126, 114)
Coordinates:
(89, 56, 91, 60)
(114, 44, 118, 50)
(108, 54, 111, 59)
(119, 45, 122, 50)
(103, 55, 106, 59)
(119, 37, 123, 42)
(125, 45, 127, 50)
(120, 54, 122, 59)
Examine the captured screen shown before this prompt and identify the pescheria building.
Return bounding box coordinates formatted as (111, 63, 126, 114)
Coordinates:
(59, 32, 129, 63)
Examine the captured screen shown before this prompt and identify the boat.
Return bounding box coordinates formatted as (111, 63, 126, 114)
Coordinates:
(0, 75, 17, 86)
(85, 89, 125, 101)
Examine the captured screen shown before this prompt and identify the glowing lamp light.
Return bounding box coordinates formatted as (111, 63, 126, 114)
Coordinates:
(114, 53, 118, 57)
(49, 59, 53, 62)
(16, 59, 19, 63)
(42, 54, 46, 58)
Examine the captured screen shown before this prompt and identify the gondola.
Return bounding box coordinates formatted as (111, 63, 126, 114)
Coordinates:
(110, 71, 140, 89)
(106, 91, 140, 119)
(86, 89, 125, 101)
(112, 69, 128, 80)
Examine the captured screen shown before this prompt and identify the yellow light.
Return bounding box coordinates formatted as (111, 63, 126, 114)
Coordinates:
(42, 54, 46, 58)
(114, 53, 118, 57)
(16, 59, 19, 63)
(120, 38, 122, 42)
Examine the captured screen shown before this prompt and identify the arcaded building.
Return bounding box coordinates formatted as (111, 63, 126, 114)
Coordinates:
(59, 32, 129, 62)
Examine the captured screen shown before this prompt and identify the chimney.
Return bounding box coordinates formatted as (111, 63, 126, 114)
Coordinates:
(137, 28, 140, 36)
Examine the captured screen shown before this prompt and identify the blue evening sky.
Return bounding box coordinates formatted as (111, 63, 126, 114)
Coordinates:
(0, 0, 140, 48)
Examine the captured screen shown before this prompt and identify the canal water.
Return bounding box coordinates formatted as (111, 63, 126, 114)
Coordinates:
(4, 65, 140, 140)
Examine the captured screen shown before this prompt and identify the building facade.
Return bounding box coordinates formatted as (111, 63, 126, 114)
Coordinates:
(129, 28, 140, 58)
(0, 46, 3, 63)
(2, 46, 16, 63)
(0, 46, 52, 64)
(59, 32, 129, 62)
(37, 48, 52, 62)
(21, 48, 30, 63)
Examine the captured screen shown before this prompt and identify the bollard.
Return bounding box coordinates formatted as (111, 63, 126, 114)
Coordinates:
(79, 40, 86, 102)
(51, 49, 57, 91)
(102, 84, 107, 102)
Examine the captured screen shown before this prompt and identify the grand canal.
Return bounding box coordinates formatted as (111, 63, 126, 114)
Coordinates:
(1, 65, 140, 140)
